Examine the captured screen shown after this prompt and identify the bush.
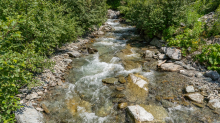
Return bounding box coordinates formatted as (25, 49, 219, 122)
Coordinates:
(0, 0, 107, 122)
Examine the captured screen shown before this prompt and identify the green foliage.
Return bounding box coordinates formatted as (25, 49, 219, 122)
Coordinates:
(107, 0, 121, 9)
(196, 44, 220, 72)
(0, 0, 107, 122)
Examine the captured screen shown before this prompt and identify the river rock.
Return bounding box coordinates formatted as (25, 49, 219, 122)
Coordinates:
(15, 104, 43, 123)
(161, 47, 181, 60)
(186, 92, 204, 103)
(127, 74, 148, 91)
(204, 71, 220, 81)
(145, 50, 154, 58)
(41, 104, 50, 114)
(127, 105, 154, 122)
(37, 91, 44, 96)
(112, 98, 127, 103)
(36, 107, 44, 112)
(118, 76, 126, 83)
(118, 102, 128, 109)
(63, 59, 72, 64)
(208, 99, 220, 109)
(87, 47, 98, 54)
(26, 92, 38, 100)
(97, 31, 104, 35)
(122, 60, 141, 70)
(158, 54, 167, 60)
(107, 9, 120, 19)
(150, 38, 165, 48)
(67, 51, 81, 58)
(102, 78, 118, 84)
(160, 63, 182, 72)
(186, 85, 195, 93)
(195, 72, 203, 78)
(116, 86, 125, 91)
(180, 70, 195, 77)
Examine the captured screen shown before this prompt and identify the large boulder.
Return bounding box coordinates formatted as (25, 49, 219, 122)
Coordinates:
(107, 9, 120, 19)
(161, 47, 181, 60)
(150, 38, 165, 48)
(127, 105, 154, 122)
(15, 104, 43, 123)
(160, 63, 182, 72)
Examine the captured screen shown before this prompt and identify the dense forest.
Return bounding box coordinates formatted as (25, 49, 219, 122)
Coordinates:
(1, 0, 220, 122)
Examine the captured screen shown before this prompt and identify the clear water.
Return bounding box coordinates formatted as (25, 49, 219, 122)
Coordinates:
(41, 19, 220, 123)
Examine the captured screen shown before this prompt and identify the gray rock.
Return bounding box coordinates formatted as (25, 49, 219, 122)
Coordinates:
(195, 72, 203, 78)
(57, 79, 63, 86)
(180, 70, 195, 77)
(160, 63, 182, 72)
(15, 104, 43, 123)
(26, 92, 38, 100)
(208, 99, 220, 109)
(204, 71, 220, 80)
(186, 86, 195, 93)
(186, 92, 204, 103)
(127, 105, 154, 122)
(183, 64, 196, 70)
(67, 51, 81, 58)
(97, 31, 104, 35)
(158, 54, 168, 60)
(150, 38, 165, 48)
(145, 50, 155, 58)
(174, 61, 185, 66)
(37, 91, 43, 96)
(36, 108, 44, 112)
(63, 59, 72, 64)
(161, 47, 181, 60)
(107, 9, 120, 19)
(102, 78, 118, 84)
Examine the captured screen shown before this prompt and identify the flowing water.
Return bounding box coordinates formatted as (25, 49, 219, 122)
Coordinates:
(41, 19, 220, 123)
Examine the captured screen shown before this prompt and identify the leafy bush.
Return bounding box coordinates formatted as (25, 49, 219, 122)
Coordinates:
(0, 0, 107, 122)
(106, 0, 121, 10)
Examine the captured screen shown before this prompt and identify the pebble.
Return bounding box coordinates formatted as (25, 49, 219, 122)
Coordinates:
(186, 86, 195, 93)
(118, 102, 128, 109)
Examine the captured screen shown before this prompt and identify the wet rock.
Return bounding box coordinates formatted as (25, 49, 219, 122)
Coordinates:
(26, 92, 38, 100)
(97, 31, 104, 35)
(102, 78, 118, 84)
(118, 102, 128, 109)
(158, 54, 168, 60)
(99, 25, 113, 32)
(208, 99, 220, 109)
(204, 71, 220, 80)
(122, 60, 141, 70)
(186, 86, 195, 93)
(161, 47, 181, 60)
(127, 74, 148, 91)
(150, 38, 165, 48)
(186, 92, 204, 103)
(195, 72, 203, 78)
(192, 102, 205, 108)
(145, 50, 154, 58)
(127, 105, 154, 122)
(88, 47, 98, 54)
(118, 76, 126, 83)
(36, 107, 44, 112)
(41, 104, 50, 114)
(95, 104, 113, 117)
(67, 51, 81, 58)
(116, 86, 125, 91)
(160, 63, 182, 72)
(180, 70, 195, 77)
(161, 100, 174, 108)
(15, 104, 43, 123)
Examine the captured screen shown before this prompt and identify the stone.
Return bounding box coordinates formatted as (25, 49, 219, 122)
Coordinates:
(160, 63, 182, 72)
(57, 79, 63, 86)
(97, 31, 104, 35)
(186, 86, 195, 93)
(127, 74, 148, 91)
(63, 59, 72, 64)
(150, 38, 165, 48)
(102, 78, 118, 84)
(88, 47, 98, 54)
(112, 98, 127, 103)
(204, 71, 220, 80)
(186, 93, 204, 103)
(118, 76, 126, 83)
(36, 107, 44, 112)
(183, 64, 196, 70)
(15, 104, 43, 123)
(118, 102, 128, 109)
(180, 70, 195, 77)
(122, 60, 141, 70)
(145, 50, 154, 58)
(127, 105, 154, 122)
(158, 54, 167, 60)
(208, 99, 220, 109)
(37, 91, 44, 96)
(67, 51, 81, 58)
(49, 82, 57, 87)
(26, 92, 38, 100)
(195, 72, 203, 78)
(41, 104, 50, 114)
(161, 47, 181, 60)
(174, 61, 185, 66)
(116, 86, 125, 91)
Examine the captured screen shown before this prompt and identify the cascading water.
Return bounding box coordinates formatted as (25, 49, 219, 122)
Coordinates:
(41, 19, 220, 123)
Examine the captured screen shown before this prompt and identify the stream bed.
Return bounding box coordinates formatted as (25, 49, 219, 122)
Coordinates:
(40, 19, 220, 123)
